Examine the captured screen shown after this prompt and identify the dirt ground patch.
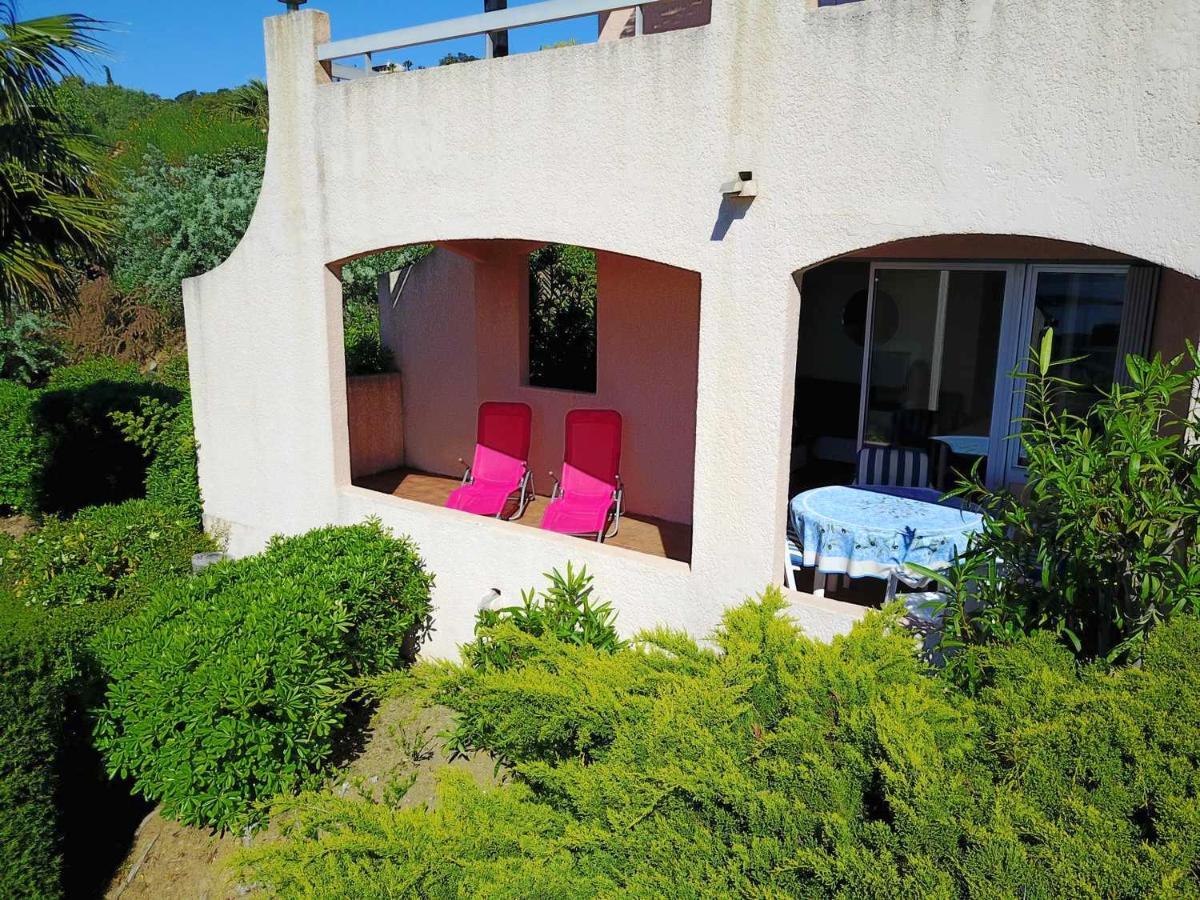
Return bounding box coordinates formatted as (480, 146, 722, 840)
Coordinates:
(104, 693, 499, 899)
(0, 514, 35, 539)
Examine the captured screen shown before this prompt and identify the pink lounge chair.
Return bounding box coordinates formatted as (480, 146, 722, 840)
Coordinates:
(541, 409, 624, 542)
(446, 402, 533, 520)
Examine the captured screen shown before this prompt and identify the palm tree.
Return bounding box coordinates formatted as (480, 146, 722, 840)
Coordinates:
(0, 2, 110, 318)
(224, 78, 269, 133)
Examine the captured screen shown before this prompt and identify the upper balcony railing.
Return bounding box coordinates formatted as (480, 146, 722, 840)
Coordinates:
(317, 0, 686, 82)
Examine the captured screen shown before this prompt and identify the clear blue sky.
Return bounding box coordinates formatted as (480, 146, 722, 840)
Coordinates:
(15, 1, 596, 97)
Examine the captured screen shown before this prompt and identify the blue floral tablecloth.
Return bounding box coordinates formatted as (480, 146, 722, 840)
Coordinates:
(789, 485, 984, 582)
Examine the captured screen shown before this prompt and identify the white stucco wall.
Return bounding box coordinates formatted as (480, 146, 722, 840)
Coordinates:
(184, 0, 1200, 657)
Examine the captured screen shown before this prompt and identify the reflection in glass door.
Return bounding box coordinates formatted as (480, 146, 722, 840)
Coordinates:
(859, 266, 1009, 485)
(1004, 265, 1131, 478)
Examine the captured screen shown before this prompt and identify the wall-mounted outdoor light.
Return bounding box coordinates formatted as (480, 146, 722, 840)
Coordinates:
(720, 171, 758, 199)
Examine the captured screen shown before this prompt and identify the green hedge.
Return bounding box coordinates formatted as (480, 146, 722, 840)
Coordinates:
(37, 360, 179, 515)
(0, 608, 65, 899)
(1, 500, 209, 610)
(94, 522, 434, 831)
(0, 499, 215, 898)
(0, 359, 194, 519)
(0, 381, 47, 515)
(113, 396, 201, 524)
(240, 591, 1200, 897)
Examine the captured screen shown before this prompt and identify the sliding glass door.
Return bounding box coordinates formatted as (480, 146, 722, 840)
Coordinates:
(1001, 264, 1136, 482)
(859, 262, 1148, 489)
(859, 264, 1015, 487)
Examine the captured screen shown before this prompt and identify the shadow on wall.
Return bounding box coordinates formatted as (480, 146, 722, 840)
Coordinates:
(711, 196, 753, 242)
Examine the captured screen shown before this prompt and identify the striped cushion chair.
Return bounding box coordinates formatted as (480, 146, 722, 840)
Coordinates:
(854, 445, 931, 489)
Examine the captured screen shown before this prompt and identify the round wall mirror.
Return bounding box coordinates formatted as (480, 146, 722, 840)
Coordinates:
(842, 289, 898, 347)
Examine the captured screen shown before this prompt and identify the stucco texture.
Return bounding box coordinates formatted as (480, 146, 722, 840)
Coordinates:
(185, 0, 1200, 656)
(381, 244, 698, 525)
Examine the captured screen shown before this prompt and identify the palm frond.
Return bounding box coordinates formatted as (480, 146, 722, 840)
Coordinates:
(0, 3, 110, 317)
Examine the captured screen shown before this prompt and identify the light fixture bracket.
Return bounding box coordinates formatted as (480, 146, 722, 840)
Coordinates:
(720, 170, 758, 199)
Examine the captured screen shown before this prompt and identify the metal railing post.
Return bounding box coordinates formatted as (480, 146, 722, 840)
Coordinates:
(484, 0, 509, 58)
(318, 0, 671, 69)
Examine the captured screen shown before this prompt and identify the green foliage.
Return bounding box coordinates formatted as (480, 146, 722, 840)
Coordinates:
(0, 496, 210, 898)
(341, 246, 431, 376)
(0, 4, 111, 315)
(0, 608, 65, 899)
(111, 147, 264, 321)
(343, 299, 394, 377)
(53, 77, 161, 153)
(0, 357, 193, 517)
(35, 358, 179, 514)
(94, 522, 435, 831)
(528, 243, 597, 392)
(0, 379, 47, 515)
(438, 52, 479, 66)
(465, 564, 625, 672)
(929, 336, 1200, 672)
(0, 499, 211, 610)
(0, 311, 64, 385)
(113, 396, 201, 523)
(56, 78, 265, 173)
(342, 246, 432, 307)
(239, 591, 1200, 897)
(221, 79, 268, 133)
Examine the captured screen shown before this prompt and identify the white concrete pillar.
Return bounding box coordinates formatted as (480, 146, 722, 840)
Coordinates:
(184, 10, 346, 553)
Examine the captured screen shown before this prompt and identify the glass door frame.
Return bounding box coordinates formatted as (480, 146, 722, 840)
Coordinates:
(858, 261, 1024, 489)
(1000, 263, 1132, 486)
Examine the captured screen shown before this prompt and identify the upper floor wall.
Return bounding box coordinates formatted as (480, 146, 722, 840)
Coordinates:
(244, 0, 1200, 288)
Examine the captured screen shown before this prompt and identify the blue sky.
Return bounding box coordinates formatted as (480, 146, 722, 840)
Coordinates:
(15, 1, 595, 97)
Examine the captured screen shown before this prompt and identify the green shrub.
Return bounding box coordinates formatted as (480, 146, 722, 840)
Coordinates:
(0, 380, 47, 516)
(0, 497, 212, 897)
(929, 336, 1200, 671)
(55, 78, 265, 174)
(0, 358, 192, 518)
(113, 397, 201, 523)
(0, 312, 64, 387)
(465, 564, 625, 672)
(34, 359, 178, 515)
(528, 243, 597, 392)
(94, 522, 434, 831)
(0, 590, 173, 900)
(343, 298, 393, 377)
(340, 246, 431, 376)
(0, 500, 211, 610)
(0, 609, 66, 899)
(240, 591, 1200, 897)
(112, 148, 265, 321)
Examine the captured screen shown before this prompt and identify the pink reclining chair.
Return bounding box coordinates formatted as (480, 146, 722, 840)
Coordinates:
(446, 402, 533, 520)
(541, 409, 624, 542)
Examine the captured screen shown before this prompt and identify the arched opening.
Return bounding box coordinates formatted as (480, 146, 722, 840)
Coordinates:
(333, 239, 700, 564)
(785, 234, 1200, 604)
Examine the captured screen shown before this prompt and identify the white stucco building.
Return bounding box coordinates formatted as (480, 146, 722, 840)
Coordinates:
(184, 0, 1200, 657)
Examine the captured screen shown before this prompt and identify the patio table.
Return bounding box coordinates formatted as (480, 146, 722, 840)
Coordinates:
(789, 485, 984, 597)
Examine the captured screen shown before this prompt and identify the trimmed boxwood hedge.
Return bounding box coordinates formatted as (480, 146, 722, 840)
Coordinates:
(94, 522, 434, 831)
